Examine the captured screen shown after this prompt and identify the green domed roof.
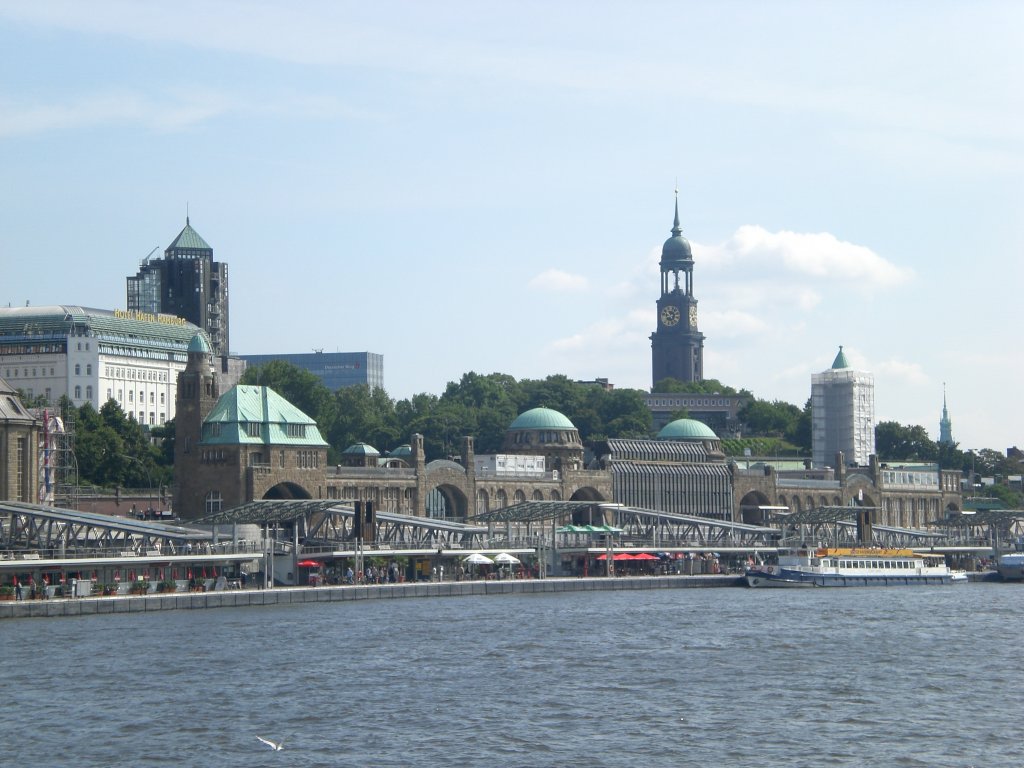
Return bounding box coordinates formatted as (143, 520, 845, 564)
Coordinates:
(187, 332, 211, 354)
(389, 444, 412, 457)
(660, 194, 693, 269)
(343, 442, 379, 456)
(509, 407, 576, 430)
(657, 418, 718, 440)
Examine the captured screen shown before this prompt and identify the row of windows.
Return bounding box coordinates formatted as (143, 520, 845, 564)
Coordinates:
(651, 398, 733, 408)
(510, 430, 579, 444)
(831, 560, 916, 570)
(6, 367, 57, 378)
(104, 366, 169, 383)
(202, 450, 227, 463)
(103, 388, 166, 406)
(298, 451, 320, 469)
(0, 343, 65, 354)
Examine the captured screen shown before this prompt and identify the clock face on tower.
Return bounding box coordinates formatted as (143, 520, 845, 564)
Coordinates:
(660, 305, 680, 326)
(688, 305, 698, 328)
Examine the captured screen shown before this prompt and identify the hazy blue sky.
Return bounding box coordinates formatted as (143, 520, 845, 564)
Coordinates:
(2, 1, 1021, 452)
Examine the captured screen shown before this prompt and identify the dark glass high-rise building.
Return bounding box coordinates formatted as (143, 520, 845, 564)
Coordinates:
(127, 218, 229, 356)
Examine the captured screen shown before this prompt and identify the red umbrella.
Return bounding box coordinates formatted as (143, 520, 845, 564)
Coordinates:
(296, 560, 322, 567)
(633, 553, 660, 560)
(613, 553, 636, 561)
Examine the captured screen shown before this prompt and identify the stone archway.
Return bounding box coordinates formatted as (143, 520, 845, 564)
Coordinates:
(262, 481, 312, 500)
(738, 490, 773, 525)
(425, 482, 470, 521)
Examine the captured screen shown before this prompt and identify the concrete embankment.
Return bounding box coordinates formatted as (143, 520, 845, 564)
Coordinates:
(0, 574, 743, 620)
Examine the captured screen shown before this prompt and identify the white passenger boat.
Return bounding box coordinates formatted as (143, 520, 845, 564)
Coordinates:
(997, 552, 1024, 581)
(745, 546, 954, 588)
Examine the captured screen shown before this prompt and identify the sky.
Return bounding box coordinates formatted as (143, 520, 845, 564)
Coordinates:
(1, 1, 1022, 453)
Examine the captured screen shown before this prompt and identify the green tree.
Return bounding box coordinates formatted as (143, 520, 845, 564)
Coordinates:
(738, 398, 802, 438)
(329, 384, 402, 461)
(875, 422, 938, 461)
(652, 377, 746, 396)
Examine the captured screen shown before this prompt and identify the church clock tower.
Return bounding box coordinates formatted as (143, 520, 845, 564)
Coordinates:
(651, 191, 704, 387)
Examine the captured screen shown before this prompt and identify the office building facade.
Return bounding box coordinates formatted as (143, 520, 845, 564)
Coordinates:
(240, 351, 384, 392)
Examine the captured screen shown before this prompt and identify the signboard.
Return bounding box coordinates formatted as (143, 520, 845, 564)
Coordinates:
(494, 454, 546, 476)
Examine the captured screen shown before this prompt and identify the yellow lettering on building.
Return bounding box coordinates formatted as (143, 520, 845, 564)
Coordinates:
(114, 309, 188, 327)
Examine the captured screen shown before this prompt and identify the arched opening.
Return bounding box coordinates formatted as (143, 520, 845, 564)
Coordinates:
(262, 482, 311, 500)
(738, 490, 773, 525)
(425, 483, 469, 521)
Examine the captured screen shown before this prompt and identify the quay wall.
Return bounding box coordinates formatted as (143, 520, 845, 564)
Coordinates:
(0, 574, 743, 620)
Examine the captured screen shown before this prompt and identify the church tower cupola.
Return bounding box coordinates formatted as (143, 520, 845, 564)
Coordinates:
(651, 188, 705, 388)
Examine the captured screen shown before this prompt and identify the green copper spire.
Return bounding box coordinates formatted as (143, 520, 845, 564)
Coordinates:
(831, 345, 851, 369)
(939, 383, 953, 445)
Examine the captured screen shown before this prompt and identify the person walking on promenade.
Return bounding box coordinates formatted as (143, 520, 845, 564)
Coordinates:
(345, 566, 354, 585)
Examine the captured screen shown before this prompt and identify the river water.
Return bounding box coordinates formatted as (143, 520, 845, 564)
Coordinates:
(2, 583, 1020, 768)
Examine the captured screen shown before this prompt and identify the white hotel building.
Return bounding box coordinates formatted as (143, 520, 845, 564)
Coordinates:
(0, 305, 205, 427)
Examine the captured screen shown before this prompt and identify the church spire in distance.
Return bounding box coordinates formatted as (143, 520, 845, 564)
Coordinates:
(939, 383, 953, 445)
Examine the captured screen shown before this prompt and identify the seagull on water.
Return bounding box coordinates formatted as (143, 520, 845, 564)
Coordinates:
(256, 735, 284, 751)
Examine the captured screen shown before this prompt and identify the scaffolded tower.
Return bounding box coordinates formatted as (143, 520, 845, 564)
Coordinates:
(811, 346, 875, 469)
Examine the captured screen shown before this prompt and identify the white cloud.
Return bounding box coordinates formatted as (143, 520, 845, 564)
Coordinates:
(528, 269, 589, 293)
(874, 358, 930, 387)
(700, 226, 913, 288)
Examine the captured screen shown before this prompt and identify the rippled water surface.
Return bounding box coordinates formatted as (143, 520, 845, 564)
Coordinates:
(2, 584, 1020, 767)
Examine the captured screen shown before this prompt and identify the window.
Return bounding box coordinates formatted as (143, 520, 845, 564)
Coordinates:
(128, 391, 134, 402)
(86, 385, 93, 400)
(107, 389, 112, 400)
(160, 393, 165, 404)
(75, 364, 81, 375)
(74, 385, 81, 399)
(150, 412, 155, 424)
(86, 364, 92, 375)
(205, 491, 223, 516)
(150, 392, 154, 404)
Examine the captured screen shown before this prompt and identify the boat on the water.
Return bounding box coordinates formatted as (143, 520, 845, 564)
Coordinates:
(997, 552, 1024, 581)
(745, 546, 954, 588)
